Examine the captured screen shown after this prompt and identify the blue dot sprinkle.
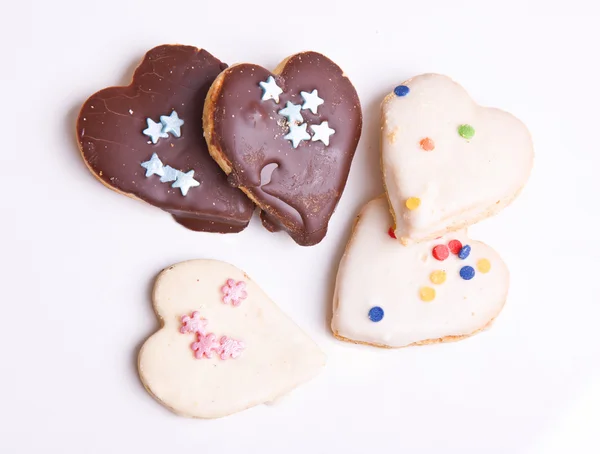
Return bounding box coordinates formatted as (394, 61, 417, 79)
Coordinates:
(394, 85, 410, 97)
(368, 306, 384, 322)
(458, 244, 471, 260)
(460, 266, 475, 280)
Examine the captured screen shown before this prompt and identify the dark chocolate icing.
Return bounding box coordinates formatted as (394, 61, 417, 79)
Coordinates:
(77, 45, 254, 232)
(206, 52, 362, 245)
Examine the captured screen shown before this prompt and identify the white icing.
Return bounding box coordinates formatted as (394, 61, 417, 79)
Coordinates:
(138, 260, 326, 419)
(331, 197, 509, 348)
(381, 74, 534, 243)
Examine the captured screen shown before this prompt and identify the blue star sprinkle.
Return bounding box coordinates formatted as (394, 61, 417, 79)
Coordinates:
(143, 118, 169, 144)
(259, 76, 283, 103)
(310, 121, 336, 146)
(278, 101, 303, 125)
(140, 153, 165, 177)
(300, 89, 324, 114)
(284, 123, 311, 148)
(160, 165, 182, 183)
(172, 170, 200, 196)
(160, 111, 185, 137)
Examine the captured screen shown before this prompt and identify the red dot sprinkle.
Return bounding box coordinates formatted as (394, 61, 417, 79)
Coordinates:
(448, 239, 462, 255)
(432, 245, 449, 261)
(420, 137, 435, 151)
(388, 227, 397, 239)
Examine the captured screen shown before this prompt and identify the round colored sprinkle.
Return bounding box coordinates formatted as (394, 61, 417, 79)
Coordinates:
(419, 137, 435, 151)
(430, 270, 447, 285)
(460, 266, 475, 280)
(458, 124, 475, 140)
(368, 306, 385, 322)
(419, 286, 436, 302)
(458, 244, 471, 260)
(448, 239, 462, 255)
(477, 258, 491, 273)
(394, 85, 410, 97)
(432, 244, 450, 261)
(388, 227, 397, 239)
(405, 197, 421, 210)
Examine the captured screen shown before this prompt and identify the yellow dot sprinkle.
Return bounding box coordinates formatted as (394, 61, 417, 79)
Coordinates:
(405, 197, 421, 210)
(477, 258, 491, 273)
(430, 270, 447, 285)
(419, 286, 436, 302)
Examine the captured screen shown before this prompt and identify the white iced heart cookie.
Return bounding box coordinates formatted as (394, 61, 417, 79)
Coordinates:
(138, 260, 326, 418)
(331, 197, 509, 348)
(382, 74, 533, 244)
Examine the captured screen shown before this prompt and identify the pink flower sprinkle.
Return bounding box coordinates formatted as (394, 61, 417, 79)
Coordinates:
(191, 333, 219, 359)
(180, 311, 208, 335)
(221, 278, 248, 306)
(218, 336, 246, 360)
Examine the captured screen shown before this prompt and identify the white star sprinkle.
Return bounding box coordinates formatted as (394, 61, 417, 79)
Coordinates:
(278, 101, 303, 125)
(310, 121, 336, 146)
(259, 76, 283, 103)
(284, 123, 311, 148)
(143, 118, 169, 144)
(160, 111, 185, 137)
(300, 89, 324, 114)
(160, 165, 182, 183)
(172, 170, 200, 196)
(140, 153, 165, 177)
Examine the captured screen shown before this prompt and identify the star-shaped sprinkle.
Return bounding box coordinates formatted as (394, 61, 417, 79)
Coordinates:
(142, 118, 169, 144)
(160, 111, 185, 137)
(300, 89, 324, 114)
(140, 153, 165, 177)
(160, 165, 181, 183)
(259, 76, 283, 103)
(310, 121, 336, 146)
(284, 123, 311, 148)
(278, 101, 303, 125)
(172, 169, 200, 196)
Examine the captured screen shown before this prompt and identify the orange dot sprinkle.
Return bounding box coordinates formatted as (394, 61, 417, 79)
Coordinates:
(405, 197, 421, 211)
(420, 137, 435, 151)
(477, 258, 491, 273)
(430, 270, 447, 285)
(419, 286, 436, 302)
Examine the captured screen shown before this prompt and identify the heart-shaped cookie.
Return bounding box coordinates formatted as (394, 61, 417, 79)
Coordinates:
(77, 45, 254, 233)
(382, 74, 534, 244)
(204, 52, 362, 246)
(331, 196, 509, 348)
(138, 260, 326, 418)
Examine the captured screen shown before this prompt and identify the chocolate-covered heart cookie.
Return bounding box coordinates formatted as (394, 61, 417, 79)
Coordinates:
(77, 45, 254, 233)
(203, 52, 362, 246)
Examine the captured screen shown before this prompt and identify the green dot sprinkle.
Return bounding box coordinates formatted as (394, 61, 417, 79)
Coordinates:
(458, 124, 475, 140)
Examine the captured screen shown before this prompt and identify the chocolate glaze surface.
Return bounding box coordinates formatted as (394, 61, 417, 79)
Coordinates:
(77, 45, 254, 232)
(206, 52, 362, 245)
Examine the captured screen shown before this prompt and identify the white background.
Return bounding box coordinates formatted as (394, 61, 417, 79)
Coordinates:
(3, 1, 600, 452)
